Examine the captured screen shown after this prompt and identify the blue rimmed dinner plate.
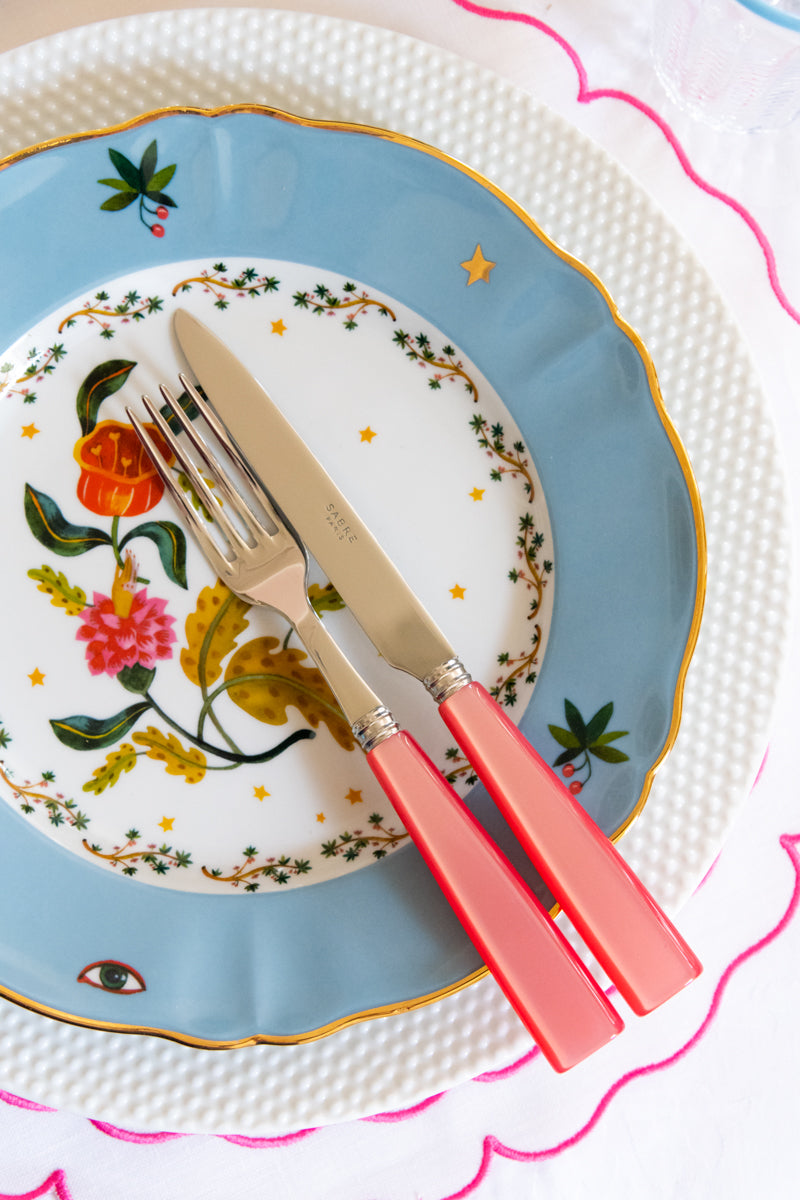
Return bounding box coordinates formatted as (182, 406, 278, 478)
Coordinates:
(0, 106, 703, 1045)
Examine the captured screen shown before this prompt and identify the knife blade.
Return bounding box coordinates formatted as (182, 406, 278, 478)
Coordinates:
(173, 308, 702, 1015)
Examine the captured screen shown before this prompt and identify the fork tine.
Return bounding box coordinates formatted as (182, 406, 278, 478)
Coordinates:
(156, 382, 262, 532)
(127, 404, 231, 579)
(138, 390, 251, 557)
(178, 374, 282, 529)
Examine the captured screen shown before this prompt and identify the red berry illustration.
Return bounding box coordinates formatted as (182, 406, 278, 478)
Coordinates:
(97, 140, 178, 238)
(550, 700, 630, 798)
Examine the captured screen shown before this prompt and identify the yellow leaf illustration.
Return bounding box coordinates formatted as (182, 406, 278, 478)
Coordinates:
(307, 581, 345, 614)
(28, 565, 87, 616)
(224, 636, 355, 751)
(181, 579, 250, 687)
(132, 727, 207, 783)
(82, 742, 137, 794)
(177, 470, 218, 521)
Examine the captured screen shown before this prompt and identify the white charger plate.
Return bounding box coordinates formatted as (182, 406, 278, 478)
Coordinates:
(0, 9, 791, 1134)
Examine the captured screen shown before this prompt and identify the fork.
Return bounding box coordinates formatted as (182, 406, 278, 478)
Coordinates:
(127, 377, 624, 1071)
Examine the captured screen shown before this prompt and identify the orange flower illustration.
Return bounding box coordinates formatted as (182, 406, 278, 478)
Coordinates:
(74, 418, 172, 517)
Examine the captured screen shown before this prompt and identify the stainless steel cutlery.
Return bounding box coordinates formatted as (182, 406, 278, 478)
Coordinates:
(129, 375, 624, 1073)
(168, 310, 702, 1018)
(127, 309, 702, 1069)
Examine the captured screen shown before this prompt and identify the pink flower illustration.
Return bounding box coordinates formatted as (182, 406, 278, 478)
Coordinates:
(76, 553, 177, 677)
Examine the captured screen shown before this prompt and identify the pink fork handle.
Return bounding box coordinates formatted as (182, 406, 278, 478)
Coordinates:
(438, 683, 702, 1015)
(367, 730, 623, 1072)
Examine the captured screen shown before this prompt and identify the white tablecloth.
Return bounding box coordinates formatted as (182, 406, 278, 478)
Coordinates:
(0, 1, 798, 1195)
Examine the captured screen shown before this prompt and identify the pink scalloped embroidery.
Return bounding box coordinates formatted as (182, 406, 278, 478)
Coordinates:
(84, 1118, 321, 1149)
(0, 1171, 72, 1200)
(87, 1120, 184, 1144)
(0, 1092, 55, 1114)
(220, 1129, 319, 1148)
(450, 0, 800, 326)
(363, 1092, 446, 1123)
(435, 829, 800, 1198)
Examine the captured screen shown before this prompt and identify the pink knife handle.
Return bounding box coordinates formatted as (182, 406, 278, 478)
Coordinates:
(367, 729, 623, 1071)
(438, 682, 702, 1015)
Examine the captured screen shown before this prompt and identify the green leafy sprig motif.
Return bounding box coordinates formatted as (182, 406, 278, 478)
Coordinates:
(293, 282, 396, 329)
(548, 700, 629, 793)
(202, 850, 313, 891)
(391, 331, 552, 712)
(0, 344, 68, 403)
(172, 263, 280, 308)
(0, 744, 90, 831)
(393, 329, 477, 401)
(98, 140, 177, 236)
(82, 830, 192, 877)
(320, 814, 410, 863)
(58, 291, 164, 339)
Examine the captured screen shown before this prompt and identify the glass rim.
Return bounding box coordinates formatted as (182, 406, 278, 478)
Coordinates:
(735, 0, 800, 33)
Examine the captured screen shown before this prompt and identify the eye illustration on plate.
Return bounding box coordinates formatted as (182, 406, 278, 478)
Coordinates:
(77, 960, 146, 994)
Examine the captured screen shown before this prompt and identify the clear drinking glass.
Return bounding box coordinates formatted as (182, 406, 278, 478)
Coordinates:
(652, 0, 800, 131)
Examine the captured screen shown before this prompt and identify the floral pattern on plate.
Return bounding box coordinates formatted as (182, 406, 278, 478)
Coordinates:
(1, 258, 554, 891)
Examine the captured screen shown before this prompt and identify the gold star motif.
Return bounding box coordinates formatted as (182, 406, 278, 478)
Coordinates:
(359, 426, 377, 443)
(27, 668, 45, 686)
(271, 319, 287, 336)
(158, 816, 174, 832)
(345, 788, 363, 805)
(449, 584, 466, 600)
(460, 244, 495, 285)
(21, 423, 39, 439)
(469, 487, 485, 501)
(316, 812, 326, 823)
(253, 785, 270, 802)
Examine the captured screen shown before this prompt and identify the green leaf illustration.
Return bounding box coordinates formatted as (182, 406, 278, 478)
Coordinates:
(119, 520, 188, 589)
(145, 190, 177, 207)
(147, 164, 176, 191)
(139, 140, 158, 187)
(107, 147, 142, 190)
(551, 744, 583, 769)
(549, 700, 630, 777)
(100, 192, 138, 212)
(158, 386, 200, 430)
(99, 142, 177, 227)
(25, 484, 112, 557)
(589, 744, 630, 764)
(308, 582, 345, 615)
(584, 701, 615, 745)
(97, 177, 136, 193)
(76, 359, 137, 436)
(547, 724, 581, 751)
(116, 664, 157, 695)
(564, 699, 588, 744)
(50, 701, 152, 752)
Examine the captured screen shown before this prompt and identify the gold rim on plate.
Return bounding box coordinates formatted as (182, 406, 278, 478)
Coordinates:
(0, 103, 706, 1047)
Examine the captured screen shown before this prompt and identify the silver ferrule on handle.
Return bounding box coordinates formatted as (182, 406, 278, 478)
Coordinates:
(423, 657, 472, 704)
(352, 705, 400, 753)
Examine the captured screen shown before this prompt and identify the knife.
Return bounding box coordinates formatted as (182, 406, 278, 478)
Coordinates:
(173, 308, 702, 1015)
(131, 377, 625, 1073)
